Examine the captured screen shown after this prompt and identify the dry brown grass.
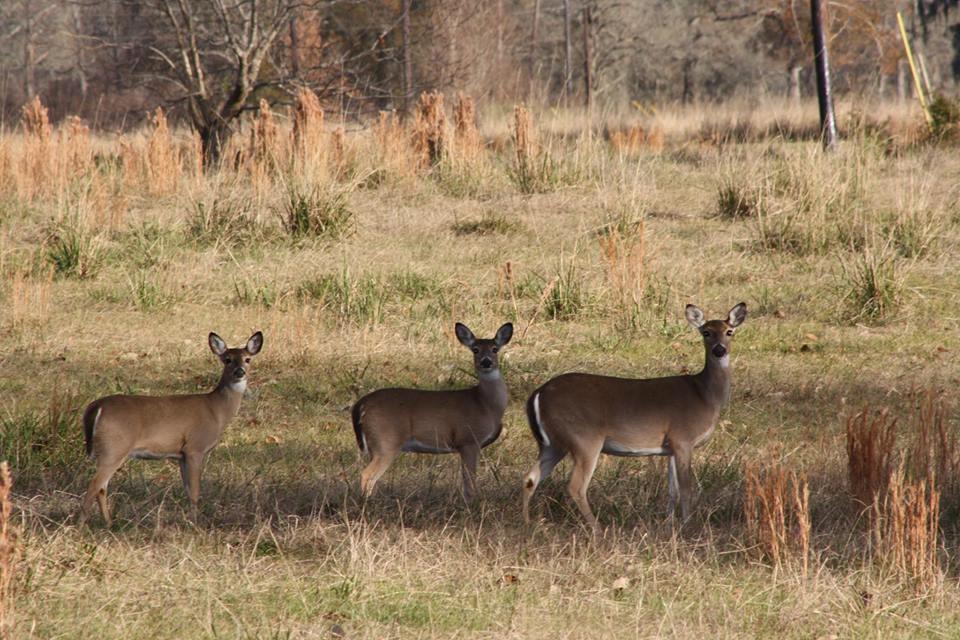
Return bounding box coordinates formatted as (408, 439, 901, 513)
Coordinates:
(0, 462, 16, 640)
(7, 269, 53, 328)
(906, 388, 957, 495)
(412, 91, 448, 168)
(146, 107, 180, 196)
(743, 461, 811, 576)
(452, 92, 482, 161)
(292, 88, 325, 159)
(846, 409, 898, 509)
(872, 467, 942, 592)
(0, 96, 958, 637)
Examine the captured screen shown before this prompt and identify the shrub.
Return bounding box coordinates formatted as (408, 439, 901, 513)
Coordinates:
(281, 181, 354, 240)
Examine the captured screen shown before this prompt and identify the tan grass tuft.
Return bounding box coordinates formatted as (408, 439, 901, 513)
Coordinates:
(63, 116, 91, 178)
(608, 124, 645, 154)
(453, 92, 482, 160)
(251, 99, 279, 166)
(597, 218, 646, 318)
(146, 108, 179, 195)
(292, 88, 325, 155)
(19, 96, 53, 199)
(513, 104, 536, 168)
(0, 462, 16, 640)
(20, 96, 51, 143)
(846, 408, 897, 509)
(9, 269, 52, 327)
(743, 461, 811, 575)
(905, 388, 957, 497)
(412, 91, 447, 168)
(373, 110, 416, 181)
(331, 126, 346, 169)
(872, 466, 941, 592)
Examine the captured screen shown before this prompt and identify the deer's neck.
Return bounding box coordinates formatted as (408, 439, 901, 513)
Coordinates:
(695, 349, 731, 409)
(476, 369, 509, 417)
(211, 373, 247, 424)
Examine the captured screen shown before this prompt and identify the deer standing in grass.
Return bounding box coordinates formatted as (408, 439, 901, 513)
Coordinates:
(79, 331, 263, 526)
(522, 303, 747, 528)
(352, 322, 513, 500)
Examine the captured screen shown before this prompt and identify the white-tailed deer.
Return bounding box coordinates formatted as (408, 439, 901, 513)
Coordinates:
(522, 303, 747, 528)
(352, 322, 513, 500)
(79, 331, 263, 526)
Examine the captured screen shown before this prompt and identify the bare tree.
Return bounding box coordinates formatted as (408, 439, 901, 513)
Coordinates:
(139, 0, 297, 165)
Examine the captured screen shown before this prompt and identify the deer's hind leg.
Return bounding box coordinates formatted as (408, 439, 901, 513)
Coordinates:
(522, 445, 567, 523)
(360, 449, 399, 498)
(81, 455, 126, 527)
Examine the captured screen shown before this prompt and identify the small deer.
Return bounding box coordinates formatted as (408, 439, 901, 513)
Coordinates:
(352, 322, 513, 501)
(522, 303, 747, 528)
(79, 331, 263, 526)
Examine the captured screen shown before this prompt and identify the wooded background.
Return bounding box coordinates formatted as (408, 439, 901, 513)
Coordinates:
(1, 0, 959, 128)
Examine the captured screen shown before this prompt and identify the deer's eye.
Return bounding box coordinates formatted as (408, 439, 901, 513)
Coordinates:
(491, 347, 498, 354)
(701, 331, 710, 338)
(472, 347, 480, 354)
(726, 329, 734, 336)
(244, 357, 251, 363)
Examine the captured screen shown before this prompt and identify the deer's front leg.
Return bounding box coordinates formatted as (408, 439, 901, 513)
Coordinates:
(459, 444, 480, 502)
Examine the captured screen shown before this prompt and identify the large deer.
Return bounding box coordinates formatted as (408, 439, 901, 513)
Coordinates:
(79, 331, 263, 526)
(522, 303, 747, 528)
(352, 322, 513, 501)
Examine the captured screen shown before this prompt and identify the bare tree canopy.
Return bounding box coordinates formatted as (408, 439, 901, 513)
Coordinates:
(2, 0, 960, 140)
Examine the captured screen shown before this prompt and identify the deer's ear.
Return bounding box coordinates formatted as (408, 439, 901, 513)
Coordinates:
(209, 332, 227, 356)
(727, 302, 747, 328)
(246, 331, 264, 355)
(685, 305, 705, 329)
(455, 323, 476, 347)
(495, 322, 513, 346)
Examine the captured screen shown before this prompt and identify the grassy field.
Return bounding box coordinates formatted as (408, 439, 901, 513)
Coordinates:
(1, 96, 959, 638)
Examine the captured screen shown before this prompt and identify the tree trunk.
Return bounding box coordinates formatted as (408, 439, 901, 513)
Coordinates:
(810, 0, 838, 150)
(22, 1, 35, 98)
(289, 15, 300, 76)
(897, 58, 908, 102)
(789, 64, 802, 103)
(563, 0, 573, 98)
(199, 121, 231, 169)
(401, 0, 413, 117)
(583, 6, 592, 111)
(529, 0, 541, 97)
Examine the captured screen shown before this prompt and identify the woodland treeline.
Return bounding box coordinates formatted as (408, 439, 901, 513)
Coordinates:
(1, 1, 959, 130)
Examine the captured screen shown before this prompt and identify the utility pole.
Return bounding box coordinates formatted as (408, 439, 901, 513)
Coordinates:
(810, 0, 838, 150)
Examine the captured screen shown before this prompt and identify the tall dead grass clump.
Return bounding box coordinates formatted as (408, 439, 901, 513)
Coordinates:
(372, 111, 416, 182)
(905, 389, 958, 501)
(743, 461, 811, 576)
(608, 123, 645, 154)
(62, 116, 91, 179)
(597, 215, 646, 324)
(19, 96, 53, 199)
(0, 462, 17, 640)
(846, 409, 898, 509)
(0, 139, 12, 197)
(453, 92, 482, 161)
(872, 467, 941, 592)
(412, 91, 447, 168)
(249, 99, 280, 184)
(146, 108, 179, 195)
(8, 269, 53, 327)
(292, 88, 325, 159)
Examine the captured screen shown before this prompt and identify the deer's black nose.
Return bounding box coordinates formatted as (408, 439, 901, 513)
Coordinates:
(234, 367, 246, 378)
(480, 357, 493, 369)
(712, 344, 727, 358)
